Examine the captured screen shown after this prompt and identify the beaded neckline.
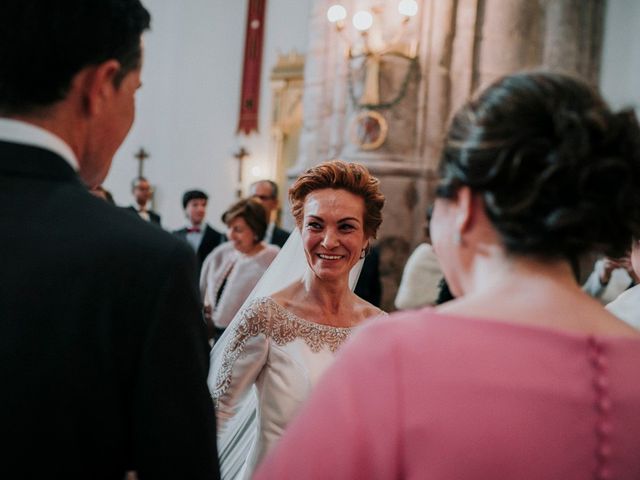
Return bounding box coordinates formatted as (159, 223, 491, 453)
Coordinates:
(262, 296, 356, 332)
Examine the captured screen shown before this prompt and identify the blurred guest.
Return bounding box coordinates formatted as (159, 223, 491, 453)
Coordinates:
(435, 277, 455, 305)
(126, 176, 161, 225)
(606, 239, 640, 329)
(583, 256, 635, 304)
(200, 198, 279, 341)
(174, 189, 224, 274)
(395, 205, 443, 309)
(354, 245, 382, 307)
(256, 72, 640, 479)
(250, 179, 290, 247)
(90, 185, 115, 204)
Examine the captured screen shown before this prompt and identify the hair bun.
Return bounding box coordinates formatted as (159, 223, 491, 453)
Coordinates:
(439, 72, 640, 259)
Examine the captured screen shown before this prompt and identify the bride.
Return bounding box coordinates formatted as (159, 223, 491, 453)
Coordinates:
(208, 160, 386, 479)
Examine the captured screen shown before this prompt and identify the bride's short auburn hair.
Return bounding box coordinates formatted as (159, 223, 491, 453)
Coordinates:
(289, 160, 385, 238)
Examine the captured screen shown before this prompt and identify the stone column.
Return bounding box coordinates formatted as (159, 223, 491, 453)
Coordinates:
(542, 0, 605, 84)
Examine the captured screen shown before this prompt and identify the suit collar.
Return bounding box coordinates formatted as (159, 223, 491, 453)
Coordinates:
(0, 118, 78, 171)
(0, 141, 80, 182)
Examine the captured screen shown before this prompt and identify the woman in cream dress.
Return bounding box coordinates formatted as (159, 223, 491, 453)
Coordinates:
(209, 160, 386, 479)
(200, 198, 279, 341)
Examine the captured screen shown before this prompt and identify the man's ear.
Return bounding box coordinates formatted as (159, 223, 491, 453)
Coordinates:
(455, 185, 474, 235)
(76, 60, 121, 116)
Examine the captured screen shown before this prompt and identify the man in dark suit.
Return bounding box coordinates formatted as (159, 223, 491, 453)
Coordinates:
(354, 245, 383, 307)
(250, 179, 290, 247)
(0, 1, 219, 478)
(126, 176, 162, 225)
(174, 190, 224, 274)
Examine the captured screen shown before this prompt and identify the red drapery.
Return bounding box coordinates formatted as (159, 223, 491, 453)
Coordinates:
(237, 0, 267, 135)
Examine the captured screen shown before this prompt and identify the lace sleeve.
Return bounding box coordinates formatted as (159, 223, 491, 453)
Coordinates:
(209, 298, 271, 432)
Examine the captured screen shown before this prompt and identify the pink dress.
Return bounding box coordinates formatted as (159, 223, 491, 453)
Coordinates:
(256, 309, 640, 479)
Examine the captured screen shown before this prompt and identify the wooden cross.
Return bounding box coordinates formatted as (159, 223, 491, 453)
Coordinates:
(233, 147, 250, 198)
(134, 148, 150, 177)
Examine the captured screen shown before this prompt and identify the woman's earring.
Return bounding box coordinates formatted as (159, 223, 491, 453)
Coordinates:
(453, 232, 462, 246)
(360, 249, 366, 259)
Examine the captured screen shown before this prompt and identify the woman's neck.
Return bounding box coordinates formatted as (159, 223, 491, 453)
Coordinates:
(302, 273, 353, 317)
(462, 252, 578, 297)
(440, 251, 597, 329)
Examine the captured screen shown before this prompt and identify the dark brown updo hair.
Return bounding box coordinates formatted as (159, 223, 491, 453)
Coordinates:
(289, 160, 385, 238)
(221, 198, 268, 243)
(437, 71, 640, 260)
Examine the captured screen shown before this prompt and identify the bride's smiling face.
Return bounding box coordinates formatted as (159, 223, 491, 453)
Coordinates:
(301, 188, 369, 282)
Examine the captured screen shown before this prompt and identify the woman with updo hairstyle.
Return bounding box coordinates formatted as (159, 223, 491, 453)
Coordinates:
(256, 72, 640, 480)
(200, 198, 279, 341)
(209, 160, 385, 478)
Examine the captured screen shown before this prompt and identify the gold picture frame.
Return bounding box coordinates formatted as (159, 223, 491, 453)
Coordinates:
(350, 110, 388, 151)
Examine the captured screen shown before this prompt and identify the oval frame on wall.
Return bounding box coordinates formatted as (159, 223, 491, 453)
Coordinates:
(349, 110, 388, 151)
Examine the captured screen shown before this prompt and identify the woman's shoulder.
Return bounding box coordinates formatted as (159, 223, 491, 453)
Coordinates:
(411, 242, 434, 255)
(359, 303, 387, 321)
(350, 294, 387, 321)
(238, 296, 276, 316)
(353, 309, 503, 356)
(264, 243, 280, 253)
(260, 244, 280, 260)
(606, 284, 640, 329)
(237, 244, 279, 267)
(208, 240, 234, 260)
(249, 295, 311, 326)
(201, 240, 234, 270)
(212, 239, 234, 253)
(363, 307, 640, 358)
(238, 296, 298, 325)
(406, 242, 439, 269)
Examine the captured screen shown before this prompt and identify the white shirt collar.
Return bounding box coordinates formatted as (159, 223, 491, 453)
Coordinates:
(0, 118, 79, 171)
(265, 222, 275, 243)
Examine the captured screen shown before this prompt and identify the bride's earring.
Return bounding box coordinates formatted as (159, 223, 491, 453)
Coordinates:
(360, 248, 366, 259)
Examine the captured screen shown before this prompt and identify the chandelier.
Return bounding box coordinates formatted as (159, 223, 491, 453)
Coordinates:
(326, 1, 420, 111)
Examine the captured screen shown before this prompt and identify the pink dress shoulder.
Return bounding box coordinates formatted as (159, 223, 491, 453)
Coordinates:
(256, 309, 640, 480)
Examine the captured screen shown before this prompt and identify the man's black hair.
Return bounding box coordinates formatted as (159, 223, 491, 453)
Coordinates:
(0, 0, 151, 114)
(182, 190, 208, 209)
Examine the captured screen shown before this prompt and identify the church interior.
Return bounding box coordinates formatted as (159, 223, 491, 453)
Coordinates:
(103, 0, 639, 310)
(3, 1, 640, 477)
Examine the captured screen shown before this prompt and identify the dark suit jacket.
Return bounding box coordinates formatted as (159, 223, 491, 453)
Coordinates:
(354, 246, 382, 307)
(125, 205, 161, 226)
(0, 141, 219, 479)
(174, 224, 224, 274)
(270, 225, 290, 248)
